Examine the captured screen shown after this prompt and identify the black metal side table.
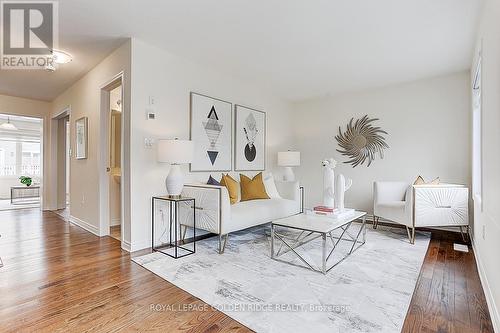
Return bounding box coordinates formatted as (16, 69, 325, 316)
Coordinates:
(152, 196, 196, 259)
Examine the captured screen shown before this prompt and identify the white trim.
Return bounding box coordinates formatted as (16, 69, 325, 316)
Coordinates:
(69, 215, 99, 236)
(472, 235, 500, 333)
(98, 72, 124, 237)
(121, 239, 131, 252)
(130, 239, 151, 252)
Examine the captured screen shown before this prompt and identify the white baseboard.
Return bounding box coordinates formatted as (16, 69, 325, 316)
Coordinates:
(69, 215, 100, 236)
(121, 239, 131, 252)
(472, 235, 500, 332)
(130, 239, 151, 252)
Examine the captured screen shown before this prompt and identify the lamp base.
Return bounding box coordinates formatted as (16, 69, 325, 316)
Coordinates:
(282, 167, 295, 182)
(166, 164, 184, 196)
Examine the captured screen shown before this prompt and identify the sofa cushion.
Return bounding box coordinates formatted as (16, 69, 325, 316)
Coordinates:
(240, 173, 270, 201)
(263, 172, 281, 199)
(413, 175, 440, 185)
(207, 175, 221, 186)
(221, 174, 239, 204)
(224, 198, 298, 234)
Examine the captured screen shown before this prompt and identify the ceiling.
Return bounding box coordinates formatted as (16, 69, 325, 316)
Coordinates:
(0, 0, 483, 102)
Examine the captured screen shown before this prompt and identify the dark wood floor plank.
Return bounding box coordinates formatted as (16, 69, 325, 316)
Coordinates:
(0, 209, 495, 333)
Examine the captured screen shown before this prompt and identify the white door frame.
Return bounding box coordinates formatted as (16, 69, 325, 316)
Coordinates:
(50, 106, 71, 211)
(98, 72, 124, 240)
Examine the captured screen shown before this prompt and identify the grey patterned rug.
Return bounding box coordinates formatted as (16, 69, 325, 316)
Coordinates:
(133, 223, 430, 333)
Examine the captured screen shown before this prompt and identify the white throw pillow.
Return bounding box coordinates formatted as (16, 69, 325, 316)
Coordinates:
(263, 172, 281, 199)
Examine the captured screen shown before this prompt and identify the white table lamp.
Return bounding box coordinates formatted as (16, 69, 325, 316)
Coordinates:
(157, 139, 193, 197)
(278, 151, 300, 181)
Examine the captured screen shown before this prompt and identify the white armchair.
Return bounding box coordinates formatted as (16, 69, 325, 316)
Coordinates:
(373, 181, 469, 244)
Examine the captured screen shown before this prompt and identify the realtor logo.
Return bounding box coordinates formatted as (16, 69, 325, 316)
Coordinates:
(1, 1, 58, 69)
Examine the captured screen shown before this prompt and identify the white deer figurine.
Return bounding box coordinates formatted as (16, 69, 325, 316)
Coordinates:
(334, 174, 353, 211)
(322, 158, 337, 208)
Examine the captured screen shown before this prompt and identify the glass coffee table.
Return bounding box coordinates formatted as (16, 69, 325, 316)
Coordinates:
(271, 211, 367, 274)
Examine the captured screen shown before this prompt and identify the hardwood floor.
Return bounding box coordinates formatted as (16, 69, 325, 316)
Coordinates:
(110, 225, 121, 241)
(0, 209, 495, 333)
(0, 209, 248, 333)
(402, 230, 494, 333)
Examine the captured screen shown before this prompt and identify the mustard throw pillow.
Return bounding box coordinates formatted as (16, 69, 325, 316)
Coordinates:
(220, 174, 239, 204)
(240, 173, 270, 201)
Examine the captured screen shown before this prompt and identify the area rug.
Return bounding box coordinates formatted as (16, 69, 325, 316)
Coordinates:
(133, 224, 430, 333)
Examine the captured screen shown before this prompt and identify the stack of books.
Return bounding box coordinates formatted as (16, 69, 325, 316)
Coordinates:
(307, 206, 355, 219)
(312, 206, 336, 214)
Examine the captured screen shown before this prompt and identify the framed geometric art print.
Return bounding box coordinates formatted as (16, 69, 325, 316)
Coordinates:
(234, 105, 266, 171)
(190, 92, 232, 171)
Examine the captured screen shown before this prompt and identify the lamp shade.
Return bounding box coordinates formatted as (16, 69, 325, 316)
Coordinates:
(278, 151, 300, 166)
(157, 139, 193, 164)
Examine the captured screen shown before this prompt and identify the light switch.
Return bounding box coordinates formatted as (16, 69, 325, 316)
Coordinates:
(144, 138, 155, 148)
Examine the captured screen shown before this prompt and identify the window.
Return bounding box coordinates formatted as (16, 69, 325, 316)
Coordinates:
(0, 141, 40, 177)
(21, 142, 41, 175)
(0, 141, 17, 175)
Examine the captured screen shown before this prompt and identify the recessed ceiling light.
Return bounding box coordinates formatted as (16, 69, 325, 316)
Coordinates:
(52, 50, 73, 64)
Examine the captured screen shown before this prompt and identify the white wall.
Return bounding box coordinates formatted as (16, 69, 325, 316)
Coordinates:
(292, 72, 471, 213)
(129, 39, 295, 251)
(471, 0, 500, 330)
(50, 40, 131, 243)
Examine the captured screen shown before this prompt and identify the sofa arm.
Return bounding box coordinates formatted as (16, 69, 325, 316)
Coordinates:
(182, 184, 231, 234)
(275, 181, 300, 201)
(413, 185, 469, 227)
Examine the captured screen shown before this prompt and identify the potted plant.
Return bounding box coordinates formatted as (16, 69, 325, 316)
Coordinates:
(19, 176, 33, 187)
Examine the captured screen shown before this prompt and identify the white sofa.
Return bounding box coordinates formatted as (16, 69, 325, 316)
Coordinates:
(373, 181, 469, 243)
(181, 179, 302, 253)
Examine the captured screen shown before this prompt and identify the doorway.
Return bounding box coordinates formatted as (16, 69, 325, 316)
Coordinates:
(99, 74, 124, 242)
(0, 114, 43, 211)
(108, 84, 122, 241)
(51, 108, 70, 220)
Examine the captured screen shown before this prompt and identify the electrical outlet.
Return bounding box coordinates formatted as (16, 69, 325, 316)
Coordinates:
(81, 194, 85, 205)
(482, 224, 486, 240)
(148, 96, 155, 105)
(146, 109, 156, 120)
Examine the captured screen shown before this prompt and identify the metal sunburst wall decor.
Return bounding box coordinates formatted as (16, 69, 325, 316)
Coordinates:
(335, 115, 389, 167)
